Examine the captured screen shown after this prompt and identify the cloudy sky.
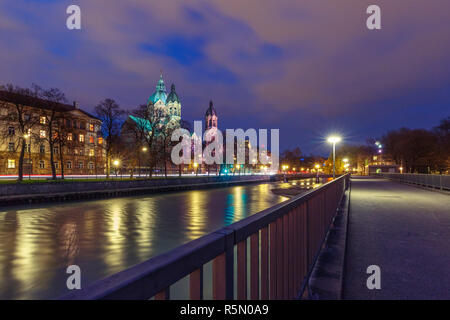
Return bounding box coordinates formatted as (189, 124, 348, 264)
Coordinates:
(1, 0, 449, 154)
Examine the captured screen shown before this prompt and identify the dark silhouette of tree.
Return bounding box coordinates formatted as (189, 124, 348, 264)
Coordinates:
(0, 84, 40, 181)
(95, 99, 124, 178)
(33, 85, 67, 180)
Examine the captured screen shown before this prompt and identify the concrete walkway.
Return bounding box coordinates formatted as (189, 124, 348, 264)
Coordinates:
(343, 176, 450, 299)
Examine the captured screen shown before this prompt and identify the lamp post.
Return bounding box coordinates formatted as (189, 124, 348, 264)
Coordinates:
(113, 160, 119, 178)
(194, 162, 198, 176)
(139, 147, 147, 177)
(315, 164, 320, 183)
(24, 134, 31, 180)
(327, 136, 341, 179)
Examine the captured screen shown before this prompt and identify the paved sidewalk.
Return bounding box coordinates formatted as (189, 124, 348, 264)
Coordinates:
(343, 176, 450, 299)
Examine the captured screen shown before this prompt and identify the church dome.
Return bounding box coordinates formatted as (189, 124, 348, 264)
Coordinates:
(148, 74, 167, 105)
(167, 84, 180, 104)
(205, 100, 217, 117)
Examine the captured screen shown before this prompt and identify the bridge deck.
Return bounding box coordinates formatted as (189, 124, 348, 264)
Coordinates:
(343, 176, 450, 299)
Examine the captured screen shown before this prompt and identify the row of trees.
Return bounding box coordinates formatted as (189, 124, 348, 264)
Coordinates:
(281, 116, 450, 175)
(0, 84, 74, 181)
(381, 117, 450, 173)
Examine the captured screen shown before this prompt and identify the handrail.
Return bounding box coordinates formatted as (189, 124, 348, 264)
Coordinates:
(60, 173, 350, 300)
(377, 173, 450, 191)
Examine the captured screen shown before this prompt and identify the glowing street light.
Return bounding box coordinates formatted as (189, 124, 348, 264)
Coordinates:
(327, 135, 341, 179)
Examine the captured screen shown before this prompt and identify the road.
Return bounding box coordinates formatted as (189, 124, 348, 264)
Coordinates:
(343, 176, 450, 299)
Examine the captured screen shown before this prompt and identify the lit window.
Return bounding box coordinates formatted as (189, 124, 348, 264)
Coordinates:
(53, 147, 59, 154)
(98, 137, 103, 145)
(78, 162, 83, 169)
(67, 161, 72, 169)
(54, 162, 59, 169)
(39, 161, 45, 169)
(89, 149, 94, 157)
(89, 135, 94, 143)
(89, 124, 94, 131)
(67, 133, 72, 141)
(79, 134, 84, 142)
(88, 162, 94, 169)
(40, 145, 45, 153)
(8, 159, 15, 168)
(40, 130, 46, 138)
(40, 116, 46, 124)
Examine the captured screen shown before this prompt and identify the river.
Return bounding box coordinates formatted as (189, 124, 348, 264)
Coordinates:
(0, 178, 321, 299)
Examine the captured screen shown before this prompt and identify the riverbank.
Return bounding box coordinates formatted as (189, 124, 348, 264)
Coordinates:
(0, 175, 273, 206)
(0, 173, 328, 206)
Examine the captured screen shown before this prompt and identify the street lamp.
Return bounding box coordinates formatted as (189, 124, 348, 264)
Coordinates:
(113, 159, 119, 177)
(193, 162, 198, 176)
(139, 147, 147, 177)
(327, 136, 341, 179)
(24, 134, 31, 180)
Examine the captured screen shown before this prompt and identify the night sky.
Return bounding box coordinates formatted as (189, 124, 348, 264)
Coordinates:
(1, 1, 449, 155)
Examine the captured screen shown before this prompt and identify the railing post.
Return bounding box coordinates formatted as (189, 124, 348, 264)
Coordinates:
(260, 226, 269, 300)
(189, 267, 203, 300)
(276, 217, 284, 299)
(213, 228, 234, 300)
(213, 253, 226, 300)
(237, 240, 247, 299)
(269, 221, 277, 300)
(283, 213, 289, 299)
(250, 232, 259, 300)
(154, 287, 170, 300)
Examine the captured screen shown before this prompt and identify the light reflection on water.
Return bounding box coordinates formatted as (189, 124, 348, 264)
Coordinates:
(0, 180, 297, 299)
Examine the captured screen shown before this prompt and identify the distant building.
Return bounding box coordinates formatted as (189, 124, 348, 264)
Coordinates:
(0, 90, 104, 176)
(124, 74, 181, 136)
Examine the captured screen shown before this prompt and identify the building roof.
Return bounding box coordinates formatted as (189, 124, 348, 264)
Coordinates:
(205, 100, 217, 117)
(0, 90, 100, 120)
(128, 115, 152, 132)
(148, 74, 167, 105)
(166, 83, 180, 104)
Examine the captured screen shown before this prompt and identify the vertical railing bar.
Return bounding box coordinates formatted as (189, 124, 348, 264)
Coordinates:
(237, 240, 247, 300)
(283, 213, 289, 299)
(261, 226, 269, 300)
(154, 287, 170, 300)
(269, 221, 277, 300)
(276, 217, 283, 299)
(213, 253, 226, 300)
(189, 267, 203, 300)
(250, 232, 259, 300)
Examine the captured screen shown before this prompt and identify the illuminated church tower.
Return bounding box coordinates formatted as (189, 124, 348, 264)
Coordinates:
(147, 73, 181, 128)
(205, 100, 218, 130)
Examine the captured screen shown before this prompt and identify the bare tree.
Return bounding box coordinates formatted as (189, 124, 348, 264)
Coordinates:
(130, 103, 169, 178)
(0, 84, 40, 181)
(55, 113, 71, 179)
(95, 99, 124, 178)
(32, 85, 67, 180)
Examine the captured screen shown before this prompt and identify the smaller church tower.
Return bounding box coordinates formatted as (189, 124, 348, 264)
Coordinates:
(205, 100, 218, 130)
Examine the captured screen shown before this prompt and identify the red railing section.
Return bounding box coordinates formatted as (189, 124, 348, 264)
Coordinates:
(61, 174, 350, 300)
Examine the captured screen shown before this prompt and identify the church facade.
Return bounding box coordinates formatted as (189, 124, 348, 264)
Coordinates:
(145, 74, 181, 129)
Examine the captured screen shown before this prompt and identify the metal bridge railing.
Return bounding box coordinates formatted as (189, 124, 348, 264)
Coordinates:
(377, 173, 450, 191)
(60, 174, 350, 300)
